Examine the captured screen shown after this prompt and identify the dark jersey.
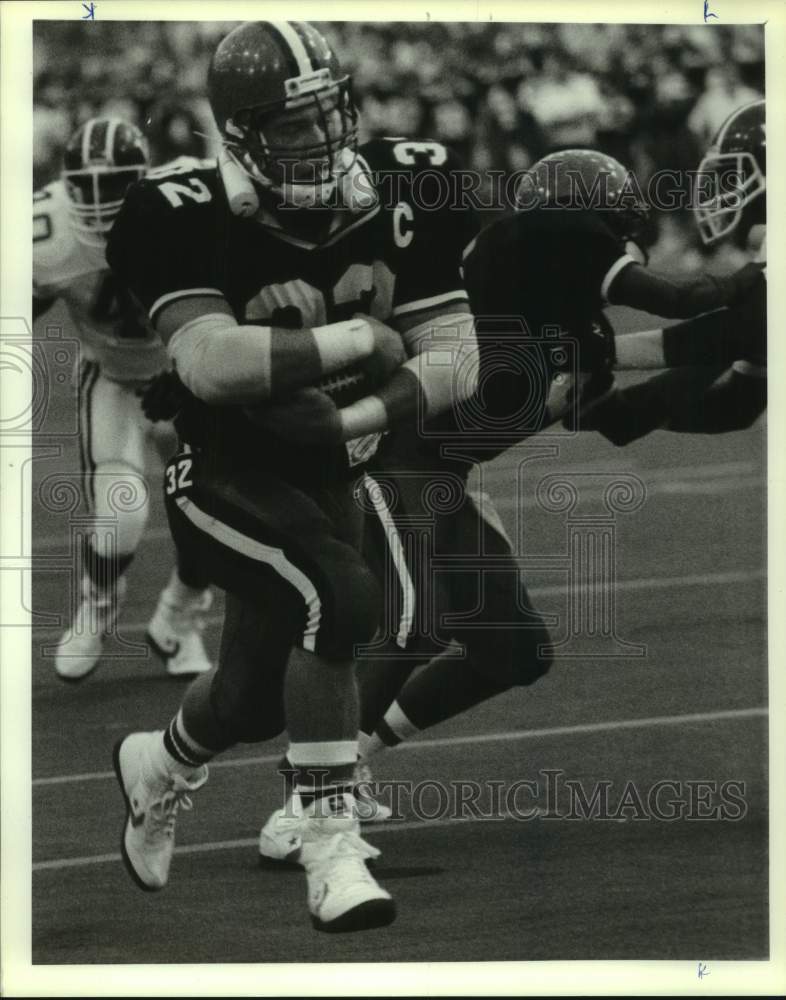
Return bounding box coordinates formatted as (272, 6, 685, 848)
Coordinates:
(106, 138, 478, 484)
(417, 206, 631, 464)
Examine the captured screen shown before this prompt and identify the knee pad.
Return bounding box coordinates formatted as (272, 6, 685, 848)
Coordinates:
(314, 546, 382, 661)
(89, 462, 150, 555)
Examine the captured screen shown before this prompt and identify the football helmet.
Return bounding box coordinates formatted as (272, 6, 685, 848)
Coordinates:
(516, 148, 651, 242)
(695, 99, 766, 246)
(62, 117, 149, 248)
(207, 21, 359, 209)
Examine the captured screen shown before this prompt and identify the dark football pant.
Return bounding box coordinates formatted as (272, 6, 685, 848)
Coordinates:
(164, 450, 381, 743)
(360, 443, 553, 687)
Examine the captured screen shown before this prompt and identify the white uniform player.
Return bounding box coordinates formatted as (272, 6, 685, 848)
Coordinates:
(34, 117, 214, 681)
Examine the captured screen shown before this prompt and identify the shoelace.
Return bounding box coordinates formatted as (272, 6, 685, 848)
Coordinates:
(145, 778, 197, 843)
(308, 829, 381, 885)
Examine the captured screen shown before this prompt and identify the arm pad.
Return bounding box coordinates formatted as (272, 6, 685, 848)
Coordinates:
(168, 313, 376, 406)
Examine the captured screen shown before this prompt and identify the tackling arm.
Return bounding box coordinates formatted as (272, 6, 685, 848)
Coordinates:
(607, 260, 764, 319)
(614, 272, 766, 371)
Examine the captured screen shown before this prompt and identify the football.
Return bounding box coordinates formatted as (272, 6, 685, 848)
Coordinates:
(317, 364, 374, 409)
(314, 315, 407, 407)
(243, 317, 406, 441)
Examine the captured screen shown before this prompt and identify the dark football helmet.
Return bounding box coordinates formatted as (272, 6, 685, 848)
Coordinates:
(62, 117, 149, 247)
(695, 98, 766, 246)
(207, 21, 359, 208)
(515, 148, 651, 242)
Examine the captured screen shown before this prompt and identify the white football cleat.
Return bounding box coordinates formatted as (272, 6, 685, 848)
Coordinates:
(55, 576, 127, 682)
(258, 798, 307, 866)
(147, 587, 213, 678)
(300, 794, 395, 933)
(258, 762, 392, 867)
(113, 731, 208, 891)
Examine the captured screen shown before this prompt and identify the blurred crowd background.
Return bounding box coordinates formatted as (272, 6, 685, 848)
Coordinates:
(34, 20, 764, 256)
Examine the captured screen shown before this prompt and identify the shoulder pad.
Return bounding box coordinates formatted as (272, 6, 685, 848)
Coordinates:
(145, 156, 217, 180)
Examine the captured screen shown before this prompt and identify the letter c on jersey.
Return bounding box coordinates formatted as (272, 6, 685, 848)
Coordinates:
(393, 202, 414, 249)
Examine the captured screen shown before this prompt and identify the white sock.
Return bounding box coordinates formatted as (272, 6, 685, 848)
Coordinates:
(146, 731, 201, 781)
(364, 701, 420, 757)
(357, 730, 374, 760)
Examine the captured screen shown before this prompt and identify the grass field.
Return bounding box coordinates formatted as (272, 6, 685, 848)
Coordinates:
(29, 302, 768, 964)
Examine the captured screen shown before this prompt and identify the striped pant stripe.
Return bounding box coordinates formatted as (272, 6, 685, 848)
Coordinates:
(78, 360, 100, 511)
(175, 495, 322, 652)
(363, 473, 415, 649)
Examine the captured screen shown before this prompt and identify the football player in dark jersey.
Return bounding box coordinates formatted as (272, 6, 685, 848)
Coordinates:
(256, 142, 765, 855)
(314, 142, 765, 800)
(106, 20, 480, 932)
(584, 99, 766, 444)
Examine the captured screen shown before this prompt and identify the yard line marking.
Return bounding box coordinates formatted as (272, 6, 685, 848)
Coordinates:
(30, 463, 763, 554)
(530, 567, 765, 597)
(32, 706, 767, 789)
(31, 812, 549, 873)
(481, 459, 759, 482)
(30, 567, 766, 642)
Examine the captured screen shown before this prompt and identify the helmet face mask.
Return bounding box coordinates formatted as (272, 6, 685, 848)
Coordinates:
(209, 22, 360, 211)
(694, 99, 766, 246)
(695, 149, 766, 245)
(63, 167, 147, 245)
(62, 118, 149, 248)
(229, 79, 358, 205)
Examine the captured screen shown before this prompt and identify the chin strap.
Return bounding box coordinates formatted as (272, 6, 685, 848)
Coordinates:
(218, 147, 260, 217)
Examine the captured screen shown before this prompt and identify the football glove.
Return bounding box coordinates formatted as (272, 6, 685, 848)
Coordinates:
(137, 370, 191, 423)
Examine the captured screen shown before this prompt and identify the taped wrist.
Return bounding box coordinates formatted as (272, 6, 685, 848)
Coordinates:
(312, 318, 375, 373)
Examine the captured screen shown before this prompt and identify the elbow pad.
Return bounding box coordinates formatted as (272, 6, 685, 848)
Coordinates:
(402, 313, 480, 416)
(168, 312, 257, 403)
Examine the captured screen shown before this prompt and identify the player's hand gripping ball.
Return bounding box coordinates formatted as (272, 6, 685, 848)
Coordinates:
(247, 316, 406, 445)
(316, 315, 407, 407)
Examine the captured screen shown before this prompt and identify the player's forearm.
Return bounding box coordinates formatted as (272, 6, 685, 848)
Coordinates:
(615, 309, 749, 371)
(609, 262, 764, 319)
(168, 313, 376, 406)
(339, 313, 480, 440)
